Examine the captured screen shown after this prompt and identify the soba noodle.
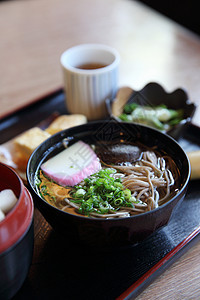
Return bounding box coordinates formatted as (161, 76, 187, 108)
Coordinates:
(61, 151, 179, 218)
(37, 145, 180, 219)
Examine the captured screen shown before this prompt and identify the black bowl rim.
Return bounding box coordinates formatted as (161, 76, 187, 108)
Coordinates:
(27, 120, 191, 222)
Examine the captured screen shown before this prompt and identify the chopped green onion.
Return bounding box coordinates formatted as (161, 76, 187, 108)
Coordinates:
(74, 188, 86, 198)
(113, 198, 123, 206)
(123, 189, 131, 200)
(71, 168, 138, 216)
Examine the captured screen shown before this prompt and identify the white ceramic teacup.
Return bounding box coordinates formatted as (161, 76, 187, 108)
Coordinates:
(60, 44, 120, 120)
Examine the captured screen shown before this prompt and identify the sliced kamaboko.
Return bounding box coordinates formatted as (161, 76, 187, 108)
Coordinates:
(0, 189, 18, 214)
(41, 141, 101, 186)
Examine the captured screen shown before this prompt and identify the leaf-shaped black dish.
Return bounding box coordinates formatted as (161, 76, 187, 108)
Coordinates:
(106, 82, 196, 139)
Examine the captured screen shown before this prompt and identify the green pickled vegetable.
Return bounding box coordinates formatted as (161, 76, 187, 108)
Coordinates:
(119, 103, 184, 131)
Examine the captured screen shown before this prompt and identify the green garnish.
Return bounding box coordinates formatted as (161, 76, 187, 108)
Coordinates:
(40, 184, 57, 203)
(71, 168, 136, 216)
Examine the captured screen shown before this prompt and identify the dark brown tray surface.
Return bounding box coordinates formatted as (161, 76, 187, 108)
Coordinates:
(0, 90, 200, 300)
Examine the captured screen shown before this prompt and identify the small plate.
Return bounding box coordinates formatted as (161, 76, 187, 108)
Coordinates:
(106, 82, 196, 139)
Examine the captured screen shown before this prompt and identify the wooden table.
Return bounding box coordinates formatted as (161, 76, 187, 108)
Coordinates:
(1, 0, 200, 299)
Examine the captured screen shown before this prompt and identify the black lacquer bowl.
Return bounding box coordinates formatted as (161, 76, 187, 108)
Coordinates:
(27, 121, 190, 248)
(106, 82, 196, 139)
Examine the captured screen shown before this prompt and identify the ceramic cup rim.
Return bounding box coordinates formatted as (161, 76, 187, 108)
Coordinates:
(60, 43, 120, 74)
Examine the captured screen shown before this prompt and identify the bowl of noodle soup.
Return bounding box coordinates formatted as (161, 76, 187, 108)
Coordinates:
(27, 120, 190, 248)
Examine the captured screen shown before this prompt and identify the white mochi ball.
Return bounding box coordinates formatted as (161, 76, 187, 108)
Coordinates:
(0, 189, 18, 214)
(0, 209, 5, 222)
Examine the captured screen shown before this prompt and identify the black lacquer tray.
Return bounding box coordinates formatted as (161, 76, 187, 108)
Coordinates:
(0, 89, 200, 300)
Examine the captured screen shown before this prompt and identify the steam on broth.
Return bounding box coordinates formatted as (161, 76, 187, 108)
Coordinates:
(36, 140, 180, 219)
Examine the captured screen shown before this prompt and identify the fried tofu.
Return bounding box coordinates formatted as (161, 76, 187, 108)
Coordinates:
(14, 127, 51, 157)
(45, 114, 87, 135)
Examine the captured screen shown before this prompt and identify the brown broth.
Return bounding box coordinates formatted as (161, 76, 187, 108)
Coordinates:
(62, 206, 89, 217)
(76, 63, 107, 70)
